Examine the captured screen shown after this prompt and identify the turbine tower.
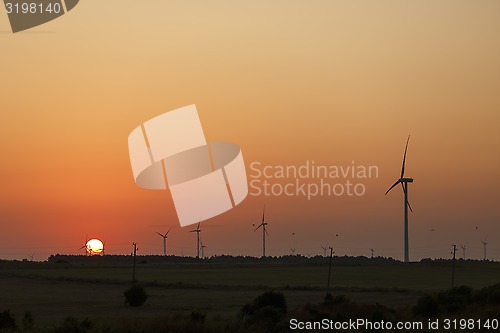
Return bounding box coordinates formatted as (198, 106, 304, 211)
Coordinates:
(254, 206, 268, 257)
(386, 135, 414, 263)
(481, 240, 487, 260)
(201, 237, 206, 259)
(190, 223, 202, 258)
(156, 227, 172, 256)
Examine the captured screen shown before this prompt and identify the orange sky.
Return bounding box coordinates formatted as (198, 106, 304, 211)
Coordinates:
(0, 1, 499, 261)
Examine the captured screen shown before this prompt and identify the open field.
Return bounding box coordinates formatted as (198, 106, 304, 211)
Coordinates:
(0, 259, 499, 329)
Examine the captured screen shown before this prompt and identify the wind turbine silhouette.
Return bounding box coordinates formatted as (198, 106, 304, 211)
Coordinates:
(254, 206, 268, 257)
(386, 135, 414, 263)
(481, 240, 488, 260)
(459, 244, 467, 260)
(321, 245, 328, 257)
(190, 223, 202, 258)
(156, 228, 172, 256)
(78, 235, 89, 256)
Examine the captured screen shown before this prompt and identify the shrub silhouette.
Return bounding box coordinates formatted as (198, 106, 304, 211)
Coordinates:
(414, 285, 475, 317)
(124, 284, 148, 307)
(413, 295, 440, 317)
(475, 283, 500, 304)
(438, 285, 473, 313)
(190, 310, 206, 324)
(22, 311, 34, 332)
(52, 317, 93, 333)
(241, 290, 287, 316)
(53, 317, 93, 333)
(0, 310, 17, 331)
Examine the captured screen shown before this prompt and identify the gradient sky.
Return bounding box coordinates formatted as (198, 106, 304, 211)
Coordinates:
(1, 1, 499, 261)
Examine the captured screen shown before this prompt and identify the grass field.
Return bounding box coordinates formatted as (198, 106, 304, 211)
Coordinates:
(0, 259, 499, 330)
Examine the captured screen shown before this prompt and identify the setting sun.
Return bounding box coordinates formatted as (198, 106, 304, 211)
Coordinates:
(86, 239, 104, 255)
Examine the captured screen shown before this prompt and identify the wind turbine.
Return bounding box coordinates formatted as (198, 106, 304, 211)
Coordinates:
(156, 227, 172, 256)
(321, 245, 328, 257)
(481, 240, 488, 260)
(386, 135, 414, 263)
(101, 240, 106, 256)
(290, 248, 296, 255)
(190, 222, 202, 258)
(78, 236, 89, 256)
(460, 244, 466, 260)
(254, 206, 268, 257)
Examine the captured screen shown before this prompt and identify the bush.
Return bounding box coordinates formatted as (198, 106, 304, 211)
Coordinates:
(414, 285, 474, 317)
(52, 317, 92, 333)
(241, 291, 287, 316)
(413, 295, 440, 317)
(438, 286, 473, 313)
(475, 283, 500, 304)
(190, 310, 206, 324)
(22, 311, 34, 332)
(124, 284, 148, 307)
(0, 310, 17, 331)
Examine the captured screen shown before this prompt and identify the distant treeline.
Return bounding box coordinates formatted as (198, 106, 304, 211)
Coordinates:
(35, 254, 495, 265)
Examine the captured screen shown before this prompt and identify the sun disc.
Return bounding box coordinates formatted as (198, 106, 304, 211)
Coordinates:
(86, 238, 103, 254)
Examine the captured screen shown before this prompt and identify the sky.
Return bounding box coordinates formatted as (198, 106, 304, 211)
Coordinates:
(0, 0, 499, 261)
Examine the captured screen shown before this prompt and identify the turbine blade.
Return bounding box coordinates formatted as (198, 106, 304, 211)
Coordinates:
(401, 135, 410, 178)
(197, 222, 200, 229)
(262, 205, 266, 223)
(265, 228, 269, 236)
(407, 200, 413, 212)
(156, 232, 164, 237)
(385, 180, 401, 195)
(254, 224, 262, 232)
(401, 183, 413, 212)
(165, 227, 172, 236)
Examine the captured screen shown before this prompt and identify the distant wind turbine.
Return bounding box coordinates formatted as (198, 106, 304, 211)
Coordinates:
(460, 244, 466, 260)
(386, 135, 414, 263)
(102, 240, 106, 256)
(481, 240, 488, 261)
(321, 245, 328, 257)
(190, 222, 202, 258)
(156, 227, 172, 256)
(254, 206, 268, 257)
(290, 248, 296, 255)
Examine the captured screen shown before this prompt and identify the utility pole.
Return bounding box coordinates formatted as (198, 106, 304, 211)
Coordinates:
(451, 244, 457, 289)
(326, 247, 334, 297)
(132, 242, 137, 283)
